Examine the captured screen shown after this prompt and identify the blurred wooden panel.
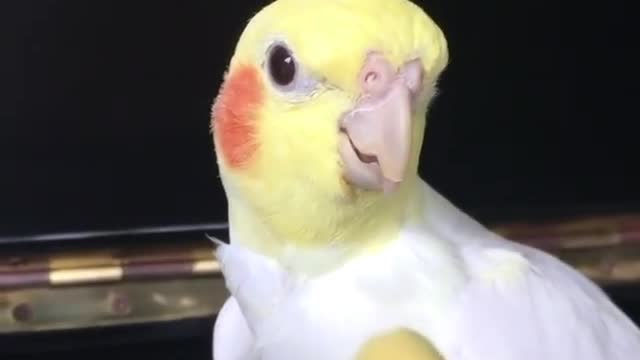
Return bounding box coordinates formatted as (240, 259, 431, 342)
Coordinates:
(0, 276, 228, 333)
(494, 213, 640, 285)
(2, 215, 640, 333)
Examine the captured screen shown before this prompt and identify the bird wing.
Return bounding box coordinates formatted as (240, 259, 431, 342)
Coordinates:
(213, 296, 256, 360)
(418, 180, 640, 360)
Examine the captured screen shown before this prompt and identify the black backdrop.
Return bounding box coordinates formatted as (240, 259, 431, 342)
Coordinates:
(1, 1, 639, 358)
(1, 0, 637, 238)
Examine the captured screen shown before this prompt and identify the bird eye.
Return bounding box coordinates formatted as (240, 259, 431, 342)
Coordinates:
(267, 44, 297, 87)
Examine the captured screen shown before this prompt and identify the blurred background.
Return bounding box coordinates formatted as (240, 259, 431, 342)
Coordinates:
(1, 0, 638, 359)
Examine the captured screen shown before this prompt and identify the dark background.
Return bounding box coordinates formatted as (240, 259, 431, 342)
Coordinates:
(1, 0, 638, 358)
(1, 0, 637, 238)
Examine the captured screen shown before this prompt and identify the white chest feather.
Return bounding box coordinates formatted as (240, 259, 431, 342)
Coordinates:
(215, 226, 466, 360)
(214, 182, 640, 360)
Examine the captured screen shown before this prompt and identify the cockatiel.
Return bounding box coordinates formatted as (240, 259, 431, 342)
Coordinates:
(210, 0, 640, 359)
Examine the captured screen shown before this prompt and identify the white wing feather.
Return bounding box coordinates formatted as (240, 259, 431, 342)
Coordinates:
(419, 182, 640, 359)
(213, 296, 256, 360)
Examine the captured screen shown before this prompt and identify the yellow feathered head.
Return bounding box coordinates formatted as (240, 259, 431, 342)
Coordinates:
(211, 0, 448, 257)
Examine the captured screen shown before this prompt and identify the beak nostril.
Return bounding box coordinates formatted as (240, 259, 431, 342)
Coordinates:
(359, 52, 395, 95)
(365, 72, 378, 84)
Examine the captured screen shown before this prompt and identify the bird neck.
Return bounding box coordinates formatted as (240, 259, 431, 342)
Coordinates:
(225, 175, 424, 274)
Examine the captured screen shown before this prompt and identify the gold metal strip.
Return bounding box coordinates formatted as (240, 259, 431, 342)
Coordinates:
(49, 267, 124, 285)
(192, 260, 220, 274)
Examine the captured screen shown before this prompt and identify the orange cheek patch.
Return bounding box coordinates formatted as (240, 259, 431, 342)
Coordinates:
(212, 64, 264, 168)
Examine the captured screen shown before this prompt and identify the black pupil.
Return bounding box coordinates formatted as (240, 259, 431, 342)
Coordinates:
(268, 45, 296, 86)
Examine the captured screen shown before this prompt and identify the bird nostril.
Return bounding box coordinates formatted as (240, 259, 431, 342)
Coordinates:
(365, 71, 378, 85)
(359, 52, 395, 95)
(362, 69, 389, 95)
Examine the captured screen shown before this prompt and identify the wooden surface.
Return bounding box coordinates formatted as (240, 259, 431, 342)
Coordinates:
(2, 213, 640, 333)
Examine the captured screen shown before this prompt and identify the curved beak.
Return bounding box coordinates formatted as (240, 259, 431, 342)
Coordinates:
(339, 53, 424, 194)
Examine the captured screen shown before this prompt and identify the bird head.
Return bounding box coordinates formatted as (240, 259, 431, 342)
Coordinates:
(211, 0, 448, 265)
